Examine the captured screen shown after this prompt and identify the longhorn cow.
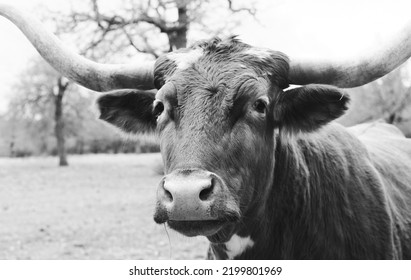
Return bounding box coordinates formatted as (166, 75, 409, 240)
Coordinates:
(1, 4, 411, 259)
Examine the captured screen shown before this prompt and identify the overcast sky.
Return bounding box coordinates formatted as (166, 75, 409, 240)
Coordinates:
(1, 0, 411, 113)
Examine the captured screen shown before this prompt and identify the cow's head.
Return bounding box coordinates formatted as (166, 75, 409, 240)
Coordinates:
(2, 4, 411, 242)
(96, 37, 349, 242)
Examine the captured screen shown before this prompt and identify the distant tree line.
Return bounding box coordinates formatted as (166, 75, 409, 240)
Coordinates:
(0, 115, 160, 158)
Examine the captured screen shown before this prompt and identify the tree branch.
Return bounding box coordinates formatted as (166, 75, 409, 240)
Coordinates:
(121, 27, 160, 58)
(227, 0, 256, 16)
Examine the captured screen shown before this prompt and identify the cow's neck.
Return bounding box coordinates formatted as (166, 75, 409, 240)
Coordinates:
(211, 124, 374, 259)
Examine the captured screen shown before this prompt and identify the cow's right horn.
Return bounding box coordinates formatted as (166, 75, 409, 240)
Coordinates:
(288, 19, 411, 88)
(0, 4, 155, 92)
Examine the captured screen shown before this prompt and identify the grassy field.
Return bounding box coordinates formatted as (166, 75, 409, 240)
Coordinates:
(0, 154, 208, 259)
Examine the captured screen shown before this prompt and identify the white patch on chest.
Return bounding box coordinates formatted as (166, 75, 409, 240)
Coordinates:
(224, 234, 255, 259)
(167, 48, 203, 70)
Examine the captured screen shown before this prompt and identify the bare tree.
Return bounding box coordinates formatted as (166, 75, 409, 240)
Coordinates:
(49, 0, 256, 59)
(6, 58, 90, 164)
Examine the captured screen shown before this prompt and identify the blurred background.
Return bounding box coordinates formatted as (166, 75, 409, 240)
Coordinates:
(0, 0, 410, 259)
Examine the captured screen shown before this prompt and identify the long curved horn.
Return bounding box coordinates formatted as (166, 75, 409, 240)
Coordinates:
(288, 20, 411, 88)
(0, 4, 155, 92)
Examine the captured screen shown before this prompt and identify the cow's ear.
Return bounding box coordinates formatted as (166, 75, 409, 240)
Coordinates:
(273, 85, 349, 133)
(97, 89, 156, 134)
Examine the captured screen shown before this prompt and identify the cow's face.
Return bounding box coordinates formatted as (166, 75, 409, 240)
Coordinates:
(97, 37, 349, 242)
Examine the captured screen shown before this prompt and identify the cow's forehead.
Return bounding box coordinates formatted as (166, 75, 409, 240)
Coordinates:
(154, 37, 290, 90)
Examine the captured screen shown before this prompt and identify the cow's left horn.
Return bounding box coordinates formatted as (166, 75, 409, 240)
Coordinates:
(288, 20, 411, 88)
(0, 4, 155, 92)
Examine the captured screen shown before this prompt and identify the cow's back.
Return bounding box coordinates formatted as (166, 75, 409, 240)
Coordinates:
(348, 122, 411, 258)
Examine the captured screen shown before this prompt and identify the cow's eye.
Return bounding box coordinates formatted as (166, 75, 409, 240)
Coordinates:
(153, 100, 164, 118)
(253, 99, 267, 114)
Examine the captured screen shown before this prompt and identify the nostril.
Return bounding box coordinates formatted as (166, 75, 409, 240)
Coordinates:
(199, 178, 214, 201)
(164, 188, 173, 202)
(162, 180, 173, 202)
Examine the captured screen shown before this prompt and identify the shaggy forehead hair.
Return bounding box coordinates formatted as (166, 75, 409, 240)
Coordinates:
(154, 36, 290, 91)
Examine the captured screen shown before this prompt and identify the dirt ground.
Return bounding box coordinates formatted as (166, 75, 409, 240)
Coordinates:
(0, 153, 209, 259)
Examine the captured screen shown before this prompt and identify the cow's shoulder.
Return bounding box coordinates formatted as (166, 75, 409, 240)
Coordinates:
(338, 122, 411, 258)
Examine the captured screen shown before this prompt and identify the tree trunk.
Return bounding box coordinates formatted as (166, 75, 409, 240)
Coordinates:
(9, 118, 16, 157)
(386, 112, 397, 124)
(168, 2, 188, 50)
(54, 77, 69, 166)
(9, 137, 15, 158)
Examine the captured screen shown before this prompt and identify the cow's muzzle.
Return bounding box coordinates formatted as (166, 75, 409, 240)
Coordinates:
(153, 168, 240, 237)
